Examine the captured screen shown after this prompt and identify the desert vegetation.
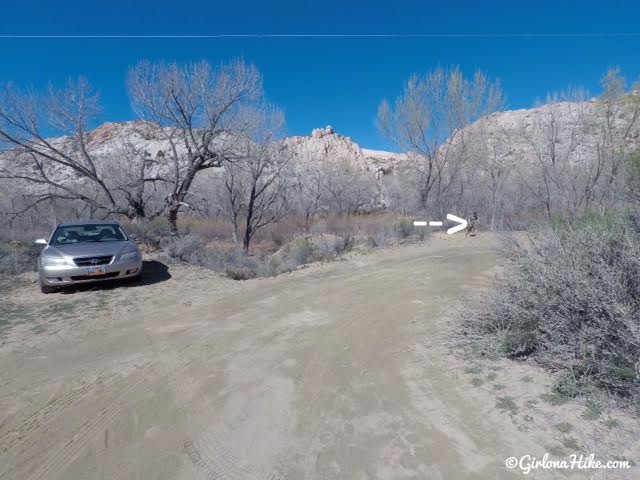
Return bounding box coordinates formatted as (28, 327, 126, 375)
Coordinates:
(150, 214, 420, 279)
(459, 72, 640, 409)
(2, 56, 640, 478)
(2, 63, 640, 409)
(378, 68, 640, 228)
(470, 211, 640, 409)
(2, 64, 637, 243)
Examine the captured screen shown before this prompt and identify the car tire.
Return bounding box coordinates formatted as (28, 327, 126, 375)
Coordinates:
(39, 282, 57, 294)
(127, 273, 142, 284)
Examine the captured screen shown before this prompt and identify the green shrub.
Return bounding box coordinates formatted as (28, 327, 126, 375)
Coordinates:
(395, 218, 414, 239)
(275, 234, 355, 271)
(476, 212, 640, 408)
(162, 233, 356, 280)
(496, 396, 518, 415)
(288, 236, 315, 265)
(225, 266, 257, 281)
(366, 228, 395, 248)
(162, 235, 260, 279)
(161, 234, 204, 263)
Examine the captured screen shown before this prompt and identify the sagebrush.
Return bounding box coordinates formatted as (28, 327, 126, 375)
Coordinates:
(474, 212, 640, 408)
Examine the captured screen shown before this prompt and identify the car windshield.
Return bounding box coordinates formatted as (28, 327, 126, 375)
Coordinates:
(51, 224, 128, 245)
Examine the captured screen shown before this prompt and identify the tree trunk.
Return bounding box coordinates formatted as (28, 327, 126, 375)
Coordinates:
(128, 202, 147, 223)
(243, 185, 257, 252)
(231, 210, 239, 243)
(168, 206, 179, 235)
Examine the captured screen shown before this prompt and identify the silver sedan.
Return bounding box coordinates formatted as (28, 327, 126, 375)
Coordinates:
(36, 221, 143, 293)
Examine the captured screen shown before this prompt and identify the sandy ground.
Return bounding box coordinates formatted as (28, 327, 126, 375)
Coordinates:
(0, 234, 638, 479)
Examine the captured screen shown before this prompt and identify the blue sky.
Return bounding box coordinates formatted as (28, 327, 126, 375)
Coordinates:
(1, 0, 639, 150)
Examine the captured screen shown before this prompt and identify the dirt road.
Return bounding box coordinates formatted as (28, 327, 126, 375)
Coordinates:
(0, 235, 635, 479)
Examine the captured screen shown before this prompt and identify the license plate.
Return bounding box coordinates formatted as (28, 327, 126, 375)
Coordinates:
(87, 266, 106, 276)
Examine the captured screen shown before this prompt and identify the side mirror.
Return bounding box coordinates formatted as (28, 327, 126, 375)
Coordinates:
(129, 234, 140, 243)
(35, 238, 48, 246)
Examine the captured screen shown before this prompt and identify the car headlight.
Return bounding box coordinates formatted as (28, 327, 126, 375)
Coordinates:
(42, 256, 72, 267)
(120, 251, 140, 262)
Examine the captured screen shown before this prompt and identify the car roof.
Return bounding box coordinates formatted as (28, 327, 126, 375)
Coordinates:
(57, 220, 123, 227)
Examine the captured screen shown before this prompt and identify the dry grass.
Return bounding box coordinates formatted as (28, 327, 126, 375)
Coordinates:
(157, 212, 429, 280)
(177, 213, 422, 243)
(2, 212, 429, 278)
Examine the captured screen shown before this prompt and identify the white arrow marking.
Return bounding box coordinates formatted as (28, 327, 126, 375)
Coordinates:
(446, 213, 468, 235)
(414, 214, 468, 234)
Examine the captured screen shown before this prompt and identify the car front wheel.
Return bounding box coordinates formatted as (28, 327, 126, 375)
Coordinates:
(126, 272, 142, 284)
(39, 281, 57, 294)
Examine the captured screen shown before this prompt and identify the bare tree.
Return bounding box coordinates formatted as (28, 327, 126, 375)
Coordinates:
(321, 159, 377, 216)
(626, 150, 640, 203)
(103, 140, 170, 221)
(517, 92, 591, 220)
(220, 105, 289, 252)
(288, 153, 324, 231)
(127, 59, 265, 233)
(595, 69, 640, 208)
(515, 76, 640, 222)
(377, 67, 504, 216)
(222, 164, 246, 244)
(379, 169, 420, 214)
(0, 78, 164, 221)
(461, 119, 515, 230)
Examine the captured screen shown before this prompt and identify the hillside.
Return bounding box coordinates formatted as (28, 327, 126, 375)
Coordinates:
(4, 97, 639, 184)
(455, 99, 640, 170)
(2, 98, 640, 224)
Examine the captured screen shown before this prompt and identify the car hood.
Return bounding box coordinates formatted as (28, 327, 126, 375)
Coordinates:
(43, 241, 133, 258)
